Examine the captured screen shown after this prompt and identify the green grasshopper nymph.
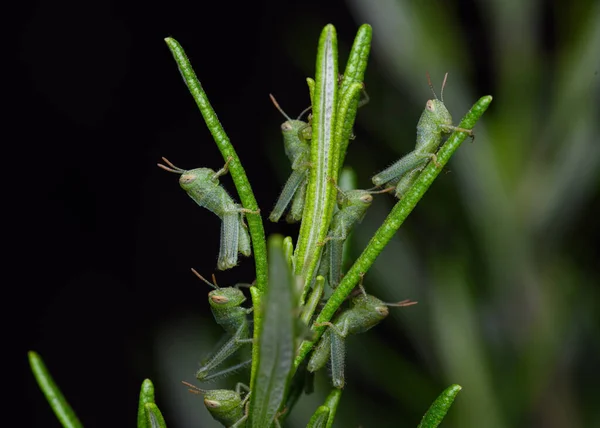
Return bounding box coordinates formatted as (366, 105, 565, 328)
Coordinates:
(182, 381, 250, 428)
(371, 73, 474, 191)
(307, 278, 417, 389)
(268, 94, 313, 223)
(158, 157, 258, 270)
(191, 269, 253, 382)
(318, 181, 393, 289)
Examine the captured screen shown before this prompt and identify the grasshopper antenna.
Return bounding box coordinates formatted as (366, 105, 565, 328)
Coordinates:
(440, 72, 449, 103)
(296, 105, 313, 121)
(191, 268, 220, 289)
(364, 185, 395, 193)
(182, 380, 206, 394)
(382, 299, 418, 307)
(269, 94, 293, 122)
(368, 186, 395, 194)
(327, 176, 347, 196)
(426, 72, 439, 101)
(157, 157, 186, 174)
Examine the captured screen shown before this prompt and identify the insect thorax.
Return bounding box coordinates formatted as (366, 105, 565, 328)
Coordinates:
(214, 309, 249, 335)
(187, 182, 237, 217)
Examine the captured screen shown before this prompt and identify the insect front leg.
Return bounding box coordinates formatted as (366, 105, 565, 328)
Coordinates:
(213, 156, 233, 180)
(442, 124, 474, 140)
(230, 393, 250, 428)
(357, 84, 370, 108)
(238, 212, 252, 257)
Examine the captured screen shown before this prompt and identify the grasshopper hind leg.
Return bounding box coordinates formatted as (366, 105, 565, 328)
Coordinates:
(238, 212, 252, 257)
(217, 212, 240, 270)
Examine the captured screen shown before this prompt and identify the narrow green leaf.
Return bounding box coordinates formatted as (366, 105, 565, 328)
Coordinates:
(307, 406, 330, 428)
(418, 384, 462, 428)
(163, 37, 267, 293)
(283, 236, 294, 270)
(137, 379, 155, 428)
(307, 77, 316, 106)
(28, 351, 83, 428)
(294, 24, 339, 300)
(295, 95, 493, 368)
(323, 389, 342, 428)
(338, 24, 372, 167)
(165, 36, 269, 399)
(249, 235, 296, 427)
(249, 285, 263, 396)
(144, 403, 167, 428)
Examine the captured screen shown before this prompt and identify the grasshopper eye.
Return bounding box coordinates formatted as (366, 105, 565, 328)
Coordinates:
(281, 122, 293, 132)
(204, 399, 221, 409)
(426, 99, 435, 112)
(210, 294, 229, 304)
(375, 305, 389, 317)
(180, 173, 196, 184)
(359, 194, 373, 204)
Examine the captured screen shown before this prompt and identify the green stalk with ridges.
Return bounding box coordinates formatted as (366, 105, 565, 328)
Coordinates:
(338, 24, 372, 169)
(28, 351, 83, 428)
(294, 25, 339, 291)
(164, 37, 267, 293)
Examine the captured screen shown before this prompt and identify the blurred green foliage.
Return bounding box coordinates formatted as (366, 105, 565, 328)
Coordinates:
(330, 1, 599, 427)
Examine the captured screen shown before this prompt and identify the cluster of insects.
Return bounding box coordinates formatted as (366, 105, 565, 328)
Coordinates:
(158, 73, 468, 427)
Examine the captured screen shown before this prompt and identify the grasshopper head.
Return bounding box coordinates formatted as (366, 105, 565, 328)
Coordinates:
(423, 72, 453, 127)
(157, 158, 218, 190)
(281, 119, 310, 139)
(178, 168, 218, 192)
(338, 189, 373, 210)
(270, 93, 312, 149)
(352, 292, 417, 330)
(203, 389, 241, 411)
(202, 389, 243, 422)
(208, 287, 246, 309)
(424, 98, 453, 127)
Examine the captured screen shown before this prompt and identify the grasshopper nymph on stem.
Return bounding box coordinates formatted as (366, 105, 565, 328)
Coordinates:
(371, 73, 474, 195)
(182, 381, 250, 428)
(307, 276, 417, 388)
(318, 180, 393, 289)
(191, 269, 253, 381)
(268, 94, 313, 223)
(158, 157, 258, 270)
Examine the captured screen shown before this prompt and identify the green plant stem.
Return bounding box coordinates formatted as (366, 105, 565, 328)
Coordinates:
(164, 37, 267, 293)
(338, 24, 372, 168)
(249, 285, 263, 399)
(294, 24, 339, 292)
(294, 95, 493, 369)
(28, 351, 83, 428)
